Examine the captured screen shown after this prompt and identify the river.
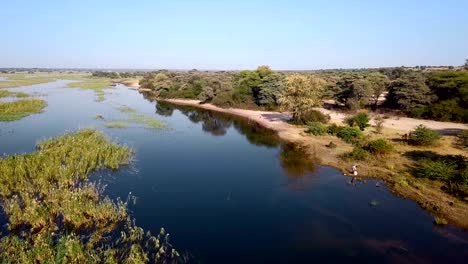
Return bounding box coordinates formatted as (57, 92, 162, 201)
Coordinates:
(1, 80, 467, 263)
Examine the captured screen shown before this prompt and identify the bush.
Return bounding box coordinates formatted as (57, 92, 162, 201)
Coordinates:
(305, 122, 327, 135)
(346, 112, 370, 131)
(415, 159, 458, 181)
(337, 127, 363, 143)
(365, 139, 393, 155)
(408, 125, 441, 146)
(342, 147, 369, 161)
(327, 124, 343, 135)
(292, 110, 330, 125)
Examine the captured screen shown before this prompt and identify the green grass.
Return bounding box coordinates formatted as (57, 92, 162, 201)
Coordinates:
(0, 73, 53, 88)
(105, 121, 129, 128)
(128, 114, 165, 129)
(0, 129, 179, 263)
(0, 99, 47, 121)
(0, 72, 94, 89)
(67, 78, 112, 102)
(0, 90, 29, 98)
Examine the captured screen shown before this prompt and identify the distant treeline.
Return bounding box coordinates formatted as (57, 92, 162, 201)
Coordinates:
(91, 71, 144, 79)
(139, 60, 468, 123)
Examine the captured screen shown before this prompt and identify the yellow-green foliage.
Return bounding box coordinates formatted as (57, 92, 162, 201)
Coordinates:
(0, 99, 47, 121)
(0, 73, 52, 88)
(128, 114, 165, 129)
(0, 129, 179, 263)
(68, 78, 112, 102)
(0, 90, 29, 98)
(106, 121, 129, 128)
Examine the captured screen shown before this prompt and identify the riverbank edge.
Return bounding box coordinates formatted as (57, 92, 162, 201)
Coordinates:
(159, 98, 468, 229)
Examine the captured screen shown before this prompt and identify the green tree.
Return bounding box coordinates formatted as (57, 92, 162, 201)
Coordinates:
(338, 78, 374, 110)
(367, 72, 390, 108)
(256, 73, 285, 107)
(279, 74, 326, 122)
(386, 74, 435, 112)
(232, 70, 261, 103)
(256, 65, 274, 79)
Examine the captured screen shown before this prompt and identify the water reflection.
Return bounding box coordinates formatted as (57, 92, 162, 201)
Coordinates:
(279, 143, 316, 177)
(155, 101, 174, 116)
(156, 101, 316, 177)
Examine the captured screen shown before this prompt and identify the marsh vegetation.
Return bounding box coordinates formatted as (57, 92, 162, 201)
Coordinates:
(0, 129, 180, 263)
(0, 98, 47, 121)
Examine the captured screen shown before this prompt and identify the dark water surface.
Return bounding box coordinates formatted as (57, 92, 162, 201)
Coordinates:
(1, 81, 467, 263)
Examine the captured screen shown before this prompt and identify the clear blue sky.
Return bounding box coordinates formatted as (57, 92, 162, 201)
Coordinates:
(1, 0, 467, 70)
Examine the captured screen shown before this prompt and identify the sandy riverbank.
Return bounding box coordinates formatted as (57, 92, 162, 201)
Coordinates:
(163, 98, 468, 228)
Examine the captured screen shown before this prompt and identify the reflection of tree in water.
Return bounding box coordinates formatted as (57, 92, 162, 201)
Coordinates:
(176, 105, 232, 136)
(201, 116, 232, 136)
(155, 101, 175, 117)
(232, 121, 280, 148)
(154, 102, 315, 177)
(279, 143, 316, 177)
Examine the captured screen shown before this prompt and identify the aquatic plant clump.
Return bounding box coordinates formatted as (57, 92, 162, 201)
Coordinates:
(67, 78, 112, 102)
(0, 129, 180, 263)
(105, 121, 129, 128)
(0, 98, 47, 121)
(128, 114, 166, 129)
(118, 105, 137, 113)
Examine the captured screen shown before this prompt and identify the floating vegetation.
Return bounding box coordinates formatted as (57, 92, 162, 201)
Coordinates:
(0, 129, 180, 263)
(118, 105, 137, 113)
(128, 114, 165, 129)
(67, 78, 112, 102)
(0, 90, 29, 98)
(0, 98, 47, 121)
(106, 121, 129, 129)
(95, 115, 104, 120)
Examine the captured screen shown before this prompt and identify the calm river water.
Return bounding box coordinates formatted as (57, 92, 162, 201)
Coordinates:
(1, 81, 467, 263)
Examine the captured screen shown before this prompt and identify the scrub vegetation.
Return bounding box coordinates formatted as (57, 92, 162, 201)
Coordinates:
(139, 64, 468, 123)
(0, 129, 180, 263)
(0, 98, 47, 121)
